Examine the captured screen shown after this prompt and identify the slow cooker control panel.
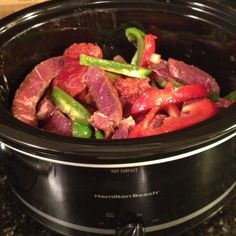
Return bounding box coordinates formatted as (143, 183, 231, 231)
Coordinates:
(116, 223, 145, 236)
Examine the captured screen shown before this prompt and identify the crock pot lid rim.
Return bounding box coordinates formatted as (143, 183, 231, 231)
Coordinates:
(1, 131, 235, 167)
(0, 0, 236, 30)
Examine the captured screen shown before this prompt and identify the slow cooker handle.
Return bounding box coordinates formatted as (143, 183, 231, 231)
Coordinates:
(116, 223, 145, 236)
(12, 152, 53, 176)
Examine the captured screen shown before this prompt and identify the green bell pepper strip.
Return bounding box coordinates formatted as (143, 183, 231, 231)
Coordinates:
(51, 87, 105, 139)
(95, 130, 105, 139)
(172, 80, 183, 88)
(125, 27, 145, 65)
(80, 54, 151, 79)
(72, 122, 93, 139)
(51, 87, 93, 138)
(156, 78, 183, 89)
(225, 90, 236, 102)
(51, 87, 90, 123)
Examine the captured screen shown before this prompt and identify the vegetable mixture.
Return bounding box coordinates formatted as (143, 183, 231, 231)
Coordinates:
(12, 27, 236, 139)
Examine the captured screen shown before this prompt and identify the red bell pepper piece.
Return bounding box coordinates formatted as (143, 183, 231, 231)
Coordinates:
(163, 104, 181, 117)
(128, 106, 160, 138)
(129, 98, 218, 138)
(132, 84, 209, 114)
(125, 27, 156, 66)
(140, 34, 157, 67)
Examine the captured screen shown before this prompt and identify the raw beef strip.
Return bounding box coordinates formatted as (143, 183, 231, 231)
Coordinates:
(84, 67, 122, 137)
(43, 109, 72, 137)
(53, 62, 87, 97)
(114, 77, 151, 104)
(168, 58, 220, 93)
(37, 97, 72, 137)
(37, 98, 55, 123)
(64, 43, 103, 65)
(216, 98, 232, 108)
(148, 59, 171, 81)
(12, 56, 64, 126)
(112, 116, 135, 139)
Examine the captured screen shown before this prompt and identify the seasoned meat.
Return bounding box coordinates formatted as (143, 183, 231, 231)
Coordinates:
(53, 62, 87, 97)
(64, 43, 103, 65)
(89, 112, 114, 137)
(168, 58, 220, 93)
(12, 56, 64, 126)
(10, 26, 234, 140)
(216, 98, 232, 108)
(37, 96, 76, 137)
(43, 109, 72, 136)
(112, 116, 135, 139)
(149, 60, 171, 81)
(114, 77, 151, 104)
(37, 98, 55, 123)
(84, 67, 123, 137)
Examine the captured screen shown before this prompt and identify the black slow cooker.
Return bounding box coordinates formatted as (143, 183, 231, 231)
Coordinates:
(0, 1, 235, 235)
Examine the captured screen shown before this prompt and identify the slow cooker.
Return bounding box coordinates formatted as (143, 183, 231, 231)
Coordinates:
(0, 1, 235, 235)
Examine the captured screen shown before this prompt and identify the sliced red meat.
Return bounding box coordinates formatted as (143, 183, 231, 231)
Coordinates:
(37, 98, 55, 123)
(75, 88, 94, 105)
(43, 109, 72, 137)
(64, 43, 103, 65)
(89, 112, 114, 137)
(114, 77, 151, 104)
(84, 67, 123, 137)
(12, 56, 64, 126)
(216, 98, 232, 108)
(112, 116, 135, 139)
(113, 55, 127, 63)
(148, 60, 171, 81)
(53, 62, 87, 97)
(168, 58, 220, 93)
(37, 97, 72, 136)
(114, 77, 151, 117)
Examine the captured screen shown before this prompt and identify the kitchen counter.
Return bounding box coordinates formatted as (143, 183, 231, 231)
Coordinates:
(0, 0, 46, 19)
(0, 1, 236, 236)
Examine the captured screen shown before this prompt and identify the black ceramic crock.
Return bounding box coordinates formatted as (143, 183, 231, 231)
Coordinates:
(0, 1, 235, 236)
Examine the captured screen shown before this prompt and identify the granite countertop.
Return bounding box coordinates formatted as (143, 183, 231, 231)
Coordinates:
(0, 162, 235, 236)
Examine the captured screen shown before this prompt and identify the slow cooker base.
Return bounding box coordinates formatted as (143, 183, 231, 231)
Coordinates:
(12, 185, 236, 236)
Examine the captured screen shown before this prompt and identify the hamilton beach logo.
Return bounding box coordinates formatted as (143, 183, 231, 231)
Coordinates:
(94, 191, 159, 199)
